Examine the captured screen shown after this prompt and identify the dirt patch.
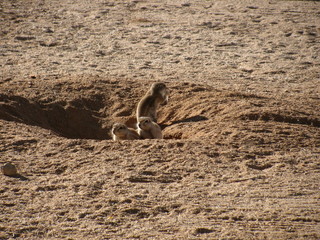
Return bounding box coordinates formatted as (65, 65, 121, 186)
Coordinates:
(1, 0, 320, 239)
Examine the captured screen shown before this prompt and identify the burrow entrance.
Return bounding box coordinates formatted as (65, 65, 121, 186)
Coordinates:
(0, 79, 212, 140)
(0, 77, 319, 141)
(0, 93, 109, 139)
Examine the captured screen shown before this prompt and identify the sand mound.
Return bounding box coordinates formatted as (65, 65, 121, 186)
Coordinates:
(1, 76, 319, 146)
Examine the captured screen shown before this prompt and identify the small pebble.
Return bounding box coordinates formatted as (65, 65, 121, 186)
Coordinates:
(1, 163, 18, 176)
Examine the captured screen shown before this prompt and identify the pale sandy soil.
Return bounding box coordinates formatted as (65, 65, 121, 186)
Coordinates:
(0, 0, 320, 239)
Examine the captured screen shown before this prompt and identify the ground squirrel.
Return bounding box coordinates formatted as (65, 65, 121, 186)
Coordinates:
(111, 123, 140, 140)
(136, 82, 168, 123)
(137, 117, 163, 139)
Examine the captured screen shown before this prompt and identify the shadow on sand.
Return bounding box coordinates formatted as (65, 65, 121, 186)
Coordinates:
(161, 115, 208, 129)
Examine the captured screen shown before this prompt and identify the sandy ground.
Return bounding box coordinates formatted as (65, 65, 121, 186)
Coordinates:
(1, 0, 320, 239)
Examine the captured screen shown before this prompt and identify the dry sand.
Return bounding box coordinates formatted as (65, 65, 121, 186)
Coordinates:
(1, 0, 320, 239)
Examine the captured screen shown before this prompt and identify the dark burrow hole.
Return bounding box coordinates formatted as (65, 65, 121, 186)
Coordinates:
(0, 94, 111, 140)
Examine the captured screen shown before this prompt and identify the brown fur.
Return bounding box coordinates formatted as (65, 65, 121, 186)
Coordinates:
(111, 123, 140, 140)
(137, 117, 163, 139)
(136, 82, 168, 123)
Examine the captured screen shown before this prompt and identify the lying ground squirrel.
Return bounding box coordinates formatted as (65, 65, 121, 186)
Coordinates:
(137, 117, 163, 139)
